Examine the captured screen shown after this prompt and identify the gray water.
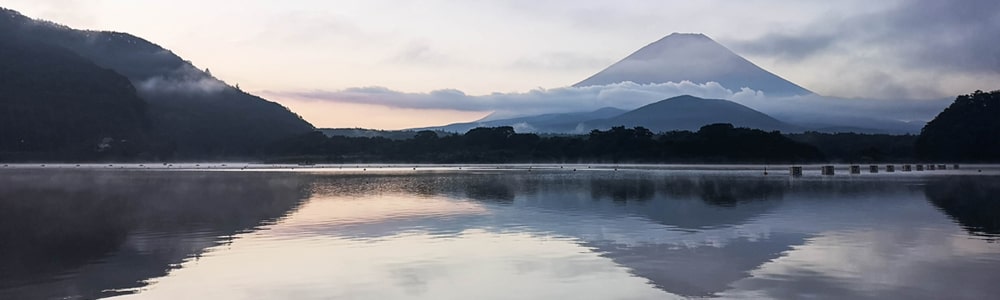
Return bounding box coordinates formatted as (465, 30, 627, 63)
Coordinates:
(1, 165, 998, 299)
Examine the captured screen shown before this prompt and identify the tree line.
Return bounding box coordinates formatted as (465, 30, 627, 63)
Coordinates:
(267, 124, 826, 164)
(3, 87, 996, 163)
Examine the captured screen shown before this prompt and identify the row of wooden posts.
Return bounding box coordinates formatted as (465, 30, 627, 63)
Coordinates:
(789, 164, 959, 176)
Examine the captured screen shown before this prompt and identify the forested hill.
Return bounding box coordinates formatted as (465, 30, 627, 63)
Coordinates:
(0, 32, 156, 161)
(916, 90, 1000, 162)
(0, 7, 314, 158)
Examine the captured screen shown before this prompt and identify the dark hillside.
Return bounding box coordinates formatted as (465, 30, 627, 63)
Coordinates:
(0, 33, 155, 161)
(916, 90, 1000, 162)
(1, 8, 313, 158)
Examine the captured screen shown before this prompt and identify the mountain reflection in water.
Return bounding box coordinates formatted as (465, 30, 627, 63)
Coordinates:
(0, 168, 997, 299)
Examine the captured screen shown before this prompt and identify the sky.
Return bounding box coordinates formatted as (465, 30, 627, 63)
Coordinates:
(5, 0, 999, 129)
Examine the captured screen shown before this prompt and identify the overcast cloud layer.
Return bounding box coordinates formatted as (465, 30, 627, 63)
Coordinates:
(736, 0, 999, 73)
(731, 0, 1000, 99)
(5, 0, 995, 129)
(7, 1, 997, 98)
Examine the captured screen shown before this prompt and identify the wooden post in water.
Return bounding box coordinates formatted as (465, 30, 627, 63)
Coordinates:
(850, 165, 861, 174)
(821, 165, 835, 175)
(869, 165, 879, 173)
(886, 165, 895, 172)
(789, 166, 803, 177)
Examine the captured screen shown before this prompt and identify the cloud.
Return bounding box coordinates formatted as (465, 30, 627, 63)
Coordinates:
(137, 76, 227, 95)
(388, 40, 455, 65)
(735, 33, 839, 63)
(734, 0, 1000, 74)
(881, 0, 1000, 73)
(511, 52, 612, 70)
(733, 93, 949, 129)
(135, 65, 227, 95)
(252, 11, 371, 46)
(265, 81, 951, 126)
(269, 81, 748, 116)
(725, 0, 1000, 100)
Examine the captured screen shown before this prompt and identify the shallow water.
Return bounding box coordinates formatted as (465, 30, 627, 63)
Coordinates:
(1, 165, 998, 299)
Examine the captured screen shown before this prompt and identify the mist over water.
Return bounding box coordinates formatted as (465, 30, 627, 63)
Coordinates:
(1, 167, 998, 299)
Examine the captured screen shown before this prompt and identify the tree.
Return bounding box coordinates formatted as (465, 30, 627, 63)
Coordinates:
(916, 90, 1000, 162)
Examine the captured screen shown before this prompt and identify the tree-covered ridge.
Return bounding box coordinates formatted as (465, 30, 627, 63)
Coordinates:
(0, 7, 314, 158)
(268, 124, 826, 163)
(0, 32, 157, 161)
(916, 90, 1000, 162)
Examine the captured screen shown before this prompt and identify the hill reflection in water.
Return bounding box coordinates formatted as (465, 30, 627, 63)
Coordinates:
(0, 170, 311, 299)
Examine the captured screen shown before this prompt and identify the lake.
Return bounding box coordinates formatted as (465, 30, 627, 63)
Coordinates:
(1, 164, 998, 299)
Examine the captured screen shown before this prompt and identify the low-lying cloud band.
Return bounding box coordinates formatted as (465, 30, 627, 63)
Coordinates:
(265, 81, 950, 125)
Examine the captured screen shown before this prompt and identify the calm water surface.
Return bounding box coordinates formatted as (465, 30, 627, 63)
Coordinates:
(1, 165, 998, 299)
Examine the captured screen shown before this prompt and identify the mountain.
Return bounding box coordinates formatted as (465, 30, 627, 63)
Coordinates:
(415, 107, 627, 133)
(418, 96, 795, 134)
(414, 33, 816, 135)
(414, 32, 916, 135)
(0, 8, 314, 158)
(575, 33, 812, 96)
(778, 117, 924, 135)
(0, 31, 154, 161)
(586, 95, 799, 132)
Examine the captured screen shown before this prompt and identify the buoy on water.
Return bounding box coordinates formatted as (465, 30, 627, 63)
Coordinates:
(789, 166, 803, 176)
(821, 165, 835, 175)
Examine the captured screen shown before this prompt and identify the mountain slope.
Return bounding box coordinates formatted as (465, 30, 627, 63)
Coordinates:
(0, 8, 314, 157)
(575, 33, 812, 96)
(586, 95, 798, 133)
(420, 96, 796, 134)
(0, 32, 154, 160)
(416, 107, 627, 133)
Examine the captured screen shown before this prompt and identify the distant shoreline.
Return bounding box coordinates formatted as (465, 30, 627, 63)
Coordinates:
(3, 163, 997, 175)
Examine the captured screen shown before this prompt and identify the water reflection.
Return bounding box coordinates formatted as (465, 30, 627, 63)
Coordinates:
(1, 169, 998, 299)
(463, 177, 516, 203)
(0, 170, 310, 299)
(590, 177, 656, 202)
(925, 176, 1000, 239)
